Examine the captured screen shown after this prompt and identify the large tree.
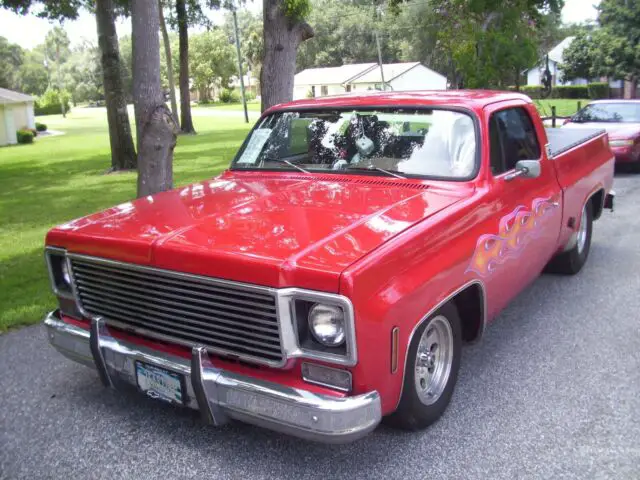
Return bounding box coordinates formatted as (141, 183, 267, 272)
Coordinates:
(176, 0, 196, 133)
(597, 0, 639, 98)
(428, 0, 563, 89)
(562, 0, 639, 98)
(0, 37, 24, 90)
(16, 50, 49, 95)
(158, 0, 179, 125)
(44, 26, 71, 116)
(96, 0, 137, 170)
(131, 0, 179, 197)
(296, 0, 393, 71)
(189, 29, 236, 102)
(261, 0, 314, 111)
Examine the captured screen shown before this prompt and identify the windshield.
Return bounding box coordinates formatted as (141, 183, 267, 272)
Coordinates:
(231, 109, 477, 179)
(573, 103, 640, 123)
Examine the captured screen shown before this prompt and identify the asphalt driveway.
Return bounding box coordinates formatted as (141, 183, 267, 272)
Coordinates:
(1, 174, 639, 480)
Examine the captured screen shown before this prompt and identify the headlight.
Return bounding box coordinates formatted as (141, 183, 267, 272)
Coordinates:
(308, 303, 346, 347)
(609, 139, 634, 147)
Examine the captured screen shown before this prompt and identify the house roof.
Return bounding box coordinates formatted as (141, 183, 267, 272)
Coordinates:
(294, 63, 377, 86)
(548, 36, 575, 64)
(0, 87, 34, 105)
(523, 36, 576, 73)
(350, 62, 438, 84)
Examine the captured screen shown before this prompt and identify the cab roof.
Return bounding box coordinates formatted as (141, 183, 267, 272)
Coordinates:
(268, 90, 532, 113)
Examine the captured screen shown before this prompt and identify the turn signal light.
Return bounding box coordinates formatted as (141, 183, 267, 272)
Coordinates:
(301, 362, 352, 392)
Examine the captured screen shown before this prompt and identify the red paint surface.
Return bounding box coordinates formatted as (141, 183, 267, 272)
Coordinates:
(46, 91, 615, 416)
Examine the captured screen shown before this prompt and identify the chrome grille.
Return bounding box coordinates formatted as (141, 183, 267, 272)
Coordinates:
(69, 256, 283, 365)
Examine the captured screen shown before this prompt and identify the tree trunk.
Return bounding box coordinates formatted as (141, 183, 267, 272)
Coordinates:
(176, 0, 196, 133)
(624, 78, 638, 99)
(131, 0, 179, 197)
(158, 0, 179, 128)
(96, 0, 137, 171)
(261, 0, 314, 112)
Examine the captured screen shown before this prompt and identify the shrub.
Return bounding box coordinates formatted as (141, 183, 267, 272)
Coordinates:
(518, 84, 591, 100)
(34, 88, 71, 116)
(16, 129, 35, 144)
(36, 122, 47, 132)
(554, 85, 588, 99)
(219, 88, 240, 104)
(587, 82, 609, 99)
(520, 85, 543, 99)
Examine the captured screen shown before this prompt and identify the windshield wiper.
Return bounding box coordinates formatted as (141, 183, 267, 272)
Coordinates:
(347, 165, 406, 179)
(264, 157, 310, 174)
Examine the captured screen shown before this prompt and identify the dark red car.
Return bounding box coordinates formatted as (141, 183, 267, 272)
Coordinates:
(563, 100, 640, 168)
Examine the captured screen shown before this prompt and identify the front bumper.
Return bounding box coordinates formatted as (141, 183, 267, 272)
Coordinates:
(44, 310, 381, 443)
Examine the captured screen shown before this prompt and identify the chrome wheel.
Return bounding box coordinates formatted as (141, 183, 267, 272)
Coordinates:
(414, 315, 454, 406)
(576, 206, 588, 255)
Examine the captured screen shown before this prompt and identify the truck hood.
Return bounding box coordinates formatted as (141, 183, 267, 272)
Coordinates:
(47, 171, 468, 291)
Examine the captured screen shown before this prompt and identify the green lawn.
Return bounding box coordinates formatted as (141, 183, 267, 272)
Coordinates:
(533, 99, 589, 118)
(195, 101, 261, 112)
(0, 107, 252, 331)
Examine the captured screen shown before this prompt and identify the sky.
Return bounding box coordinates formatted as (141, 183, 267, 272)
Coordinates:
(0, 0, 601, 50)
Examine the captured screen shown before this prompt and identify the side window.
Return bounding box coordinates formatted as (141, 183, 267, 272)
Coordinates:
(489, 115, 504, 175)
(490, 107, 541, 174)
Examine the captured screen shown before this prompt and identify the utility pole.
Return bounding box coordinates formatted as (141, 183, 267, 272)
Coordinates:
(232, 8, 249, 123)
(375, 31, 386, 91)
(373, 1, 386, 91)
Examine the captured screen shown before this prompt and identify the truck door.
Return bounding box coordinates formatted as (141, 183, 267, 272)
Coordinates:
(476, 104, 563, 318)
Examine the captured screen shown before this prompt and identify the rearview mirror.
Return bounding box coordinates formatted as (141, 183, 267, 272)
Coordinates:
(505, 160, 541, 181)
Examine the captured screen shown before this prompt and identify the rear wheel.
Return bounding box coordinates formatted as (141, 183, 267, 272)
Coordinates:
(546, 201, 593, 275)
(386, 303, 462, 430)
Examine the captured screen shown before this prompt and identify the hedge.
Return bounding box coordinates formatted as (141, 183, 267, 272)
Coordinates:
(34, 102, 70, 116)
(34, 89, 71, 116)
(35, 122, 47, 132)
(586, 82, 609, 99)
(16, 129, 35, 144)
(513, 83, 610, 100)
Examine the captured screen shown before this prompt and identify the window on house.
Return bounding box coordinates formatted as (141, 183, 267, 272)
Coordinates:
(345, 85, 351, 93)
(311, 86, 316, 97)
(489, 107, 541, 175)
(321, 85, 328, 96)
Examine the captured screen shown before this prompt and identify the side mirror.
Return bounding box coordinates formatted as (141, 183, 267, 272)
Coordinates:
(505, 160, 541, 181)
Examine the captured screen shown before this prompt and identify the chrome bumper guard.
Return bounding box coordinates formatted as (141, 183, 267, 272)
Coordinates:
(44, 310, 381, 443)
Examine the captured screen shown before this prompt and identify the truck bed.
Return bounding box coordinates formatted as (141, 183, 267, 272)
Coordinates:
(545, 128, 606, 157)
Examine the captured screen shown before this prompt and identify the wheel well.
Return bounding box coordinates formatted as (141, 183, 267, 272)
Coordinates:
(451, 283, 485, 342)
(590, 189, 604, 221)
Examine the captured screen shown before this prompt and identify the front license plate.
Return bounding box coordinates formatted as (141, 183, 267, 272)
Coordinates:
(135, 361, 184, 405)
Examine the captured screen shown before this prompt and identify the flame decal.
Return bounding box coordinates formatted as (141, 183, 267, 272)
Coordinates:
(466, 198, 557, 277)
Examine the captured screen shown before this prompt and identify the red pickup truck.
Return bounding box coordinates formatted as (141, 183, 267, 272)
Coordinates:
(44, 91, 615, 443)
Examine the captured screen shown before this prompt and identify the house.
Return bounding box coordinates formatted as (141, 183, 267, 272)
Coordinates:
(525, 37, 583, 86)
(293, 62, 447, 100)
(0, 88, 35, 146)
(524, 37, 623, 90)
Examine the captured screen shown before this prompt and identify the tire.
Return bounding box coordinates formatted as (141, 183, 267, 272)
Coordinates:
(546, 200, 593, 275)
(386, 303, 462, 431)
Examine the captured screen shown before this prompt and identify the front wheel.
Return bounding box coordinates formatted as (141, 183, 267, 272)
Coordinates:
(546, 200, 593, 275)
(386, 303, 462, 430)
